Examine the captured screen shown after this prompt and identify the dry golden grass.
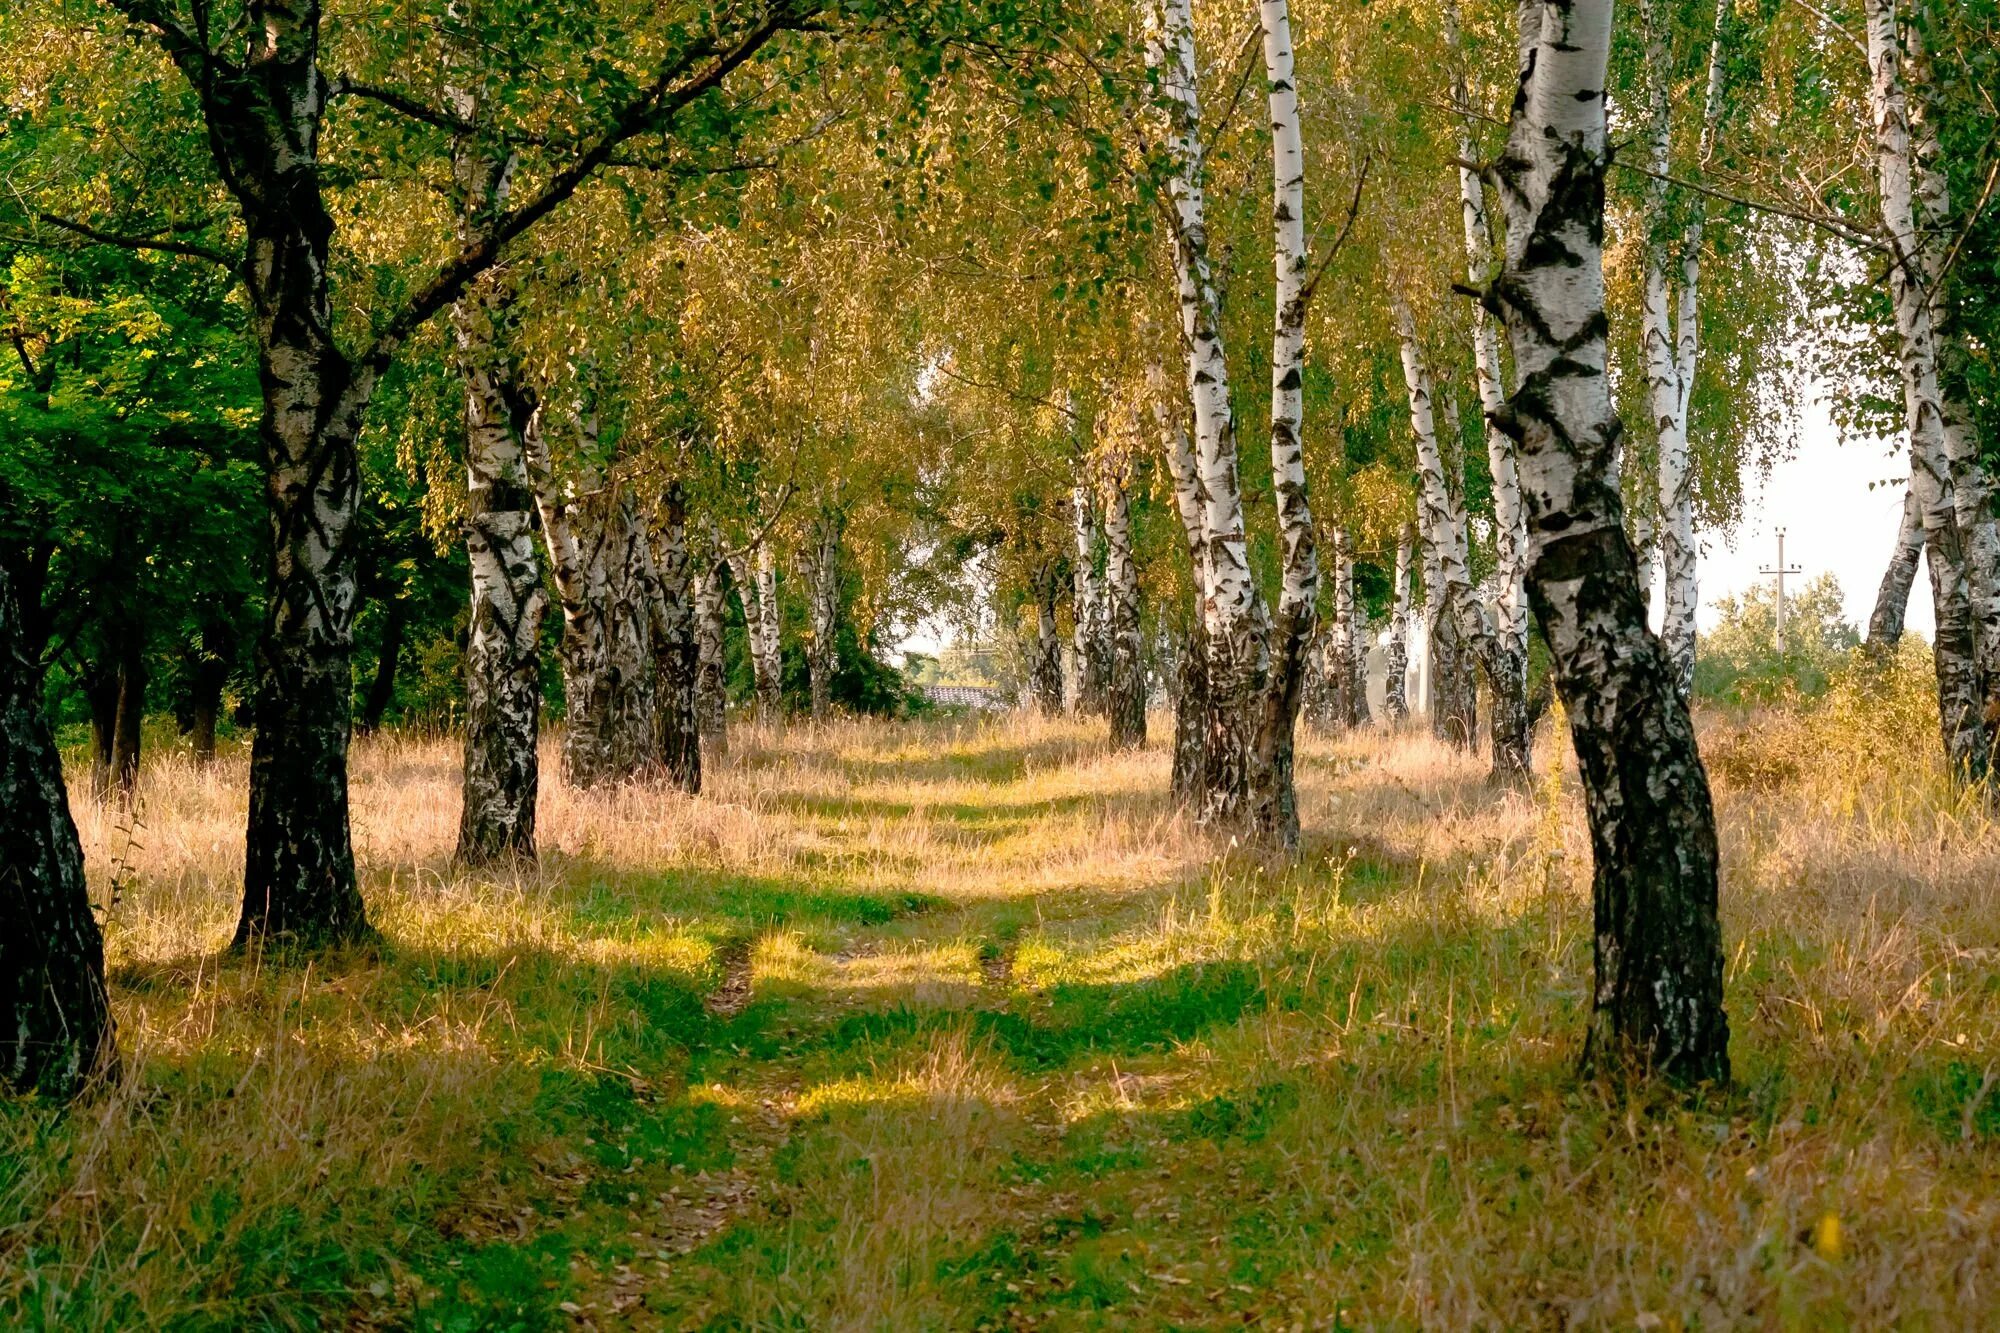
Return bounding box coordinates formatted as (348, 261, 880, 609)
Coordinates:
(4, 685, 1998, 1329)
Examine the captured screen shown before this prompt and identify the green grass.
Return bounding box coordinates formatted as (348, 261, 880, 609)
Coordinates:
(6, 714, 2000, 1327)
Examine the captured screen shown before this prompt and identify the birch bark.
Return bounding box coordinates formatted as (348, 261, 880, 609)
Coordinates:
(1030, 559, 1065, 717)
(1070, 467, 1109, 717)
(748, 541, 783, 722)
(1149, 0, 1269, 827)
(1639, 0, 1727, 699)
(1865, 0, 1986, 777)
(450, 77, 546, 855)
(1866, 487, 1925, 650)
(1148, 360, 1208, 802)
(1447, 0, 1533, 756)
(695, 552, 730, 754)
(1, 552, 115, 1097)
(1104, 451, 1147, 748)
(645, 484, 700, 793)
(1248, 0, 1321, 845)
(1384, 525, 1413, 721)
(1493, 0, 1727, 1082)
(805, 509, 844, 722)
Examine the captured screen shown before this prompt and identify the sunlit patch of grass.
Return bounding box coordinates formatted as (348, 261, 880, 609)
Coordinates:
(9, 704, 2000, 1326)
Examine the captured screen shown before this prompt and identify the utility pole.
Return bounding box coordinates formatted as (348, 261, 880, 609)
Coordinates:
(1759, 528, 1804, 653)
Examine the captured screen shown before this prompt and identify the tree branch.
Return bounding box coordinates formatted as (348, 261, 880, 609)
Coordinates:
(31, 212, 237, 270)
(327, 77, 475, 135)
(353, 5, 807, 377)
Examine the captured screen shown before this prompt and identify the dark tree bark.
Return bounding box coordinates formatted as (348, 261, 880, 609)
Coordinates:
(647, 484, 701, 794)
(1170, 620, 1208, 805)
(110, 630, 145, 800)
(84, 657, 119, 800)
(695, 555, 730, 756)
(358, 598, 406, 735)
(804, 508, 843, 723)
(1494, 0, 1727, 1082)
(1031, 560, 1065, 717)
(1, 551, 115, 1098)
(187, 615, 237, 760)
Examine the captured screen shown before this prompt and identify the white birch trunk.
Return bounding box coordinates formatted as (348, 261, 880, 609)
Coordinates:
(1069, 463, 1108, 716)
(1446, 0, 1531, 732)
(805, 510, 843, 722)
(1249, 0, 1321, 843)
(1385, 525, 1413, 721)
(748, 540, 783, 722)
(1865, 0, 1985, 776)
(1147, 361, 1209, 801)
(1104, 450, 1147, 748)
(1640, 0, 1727, 699)
(1148, 0, 1269, 826)
(1493, 0, 1727, 1082)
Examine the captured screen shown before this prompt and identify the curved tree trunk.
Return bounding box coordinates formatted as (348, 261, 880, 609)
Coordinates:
(1866, 487, 1925, 650)
(1495, 0, 1727, 1083)
(1104, 453, 1146, 748)
(452, 107, 544, 858)
(1151, 0, 1269, 830)
(1866, 0, 1985, 779)
(359, 598, 405, 736)
(1, 553, 115, 1098)
(110, 627, 145, 801)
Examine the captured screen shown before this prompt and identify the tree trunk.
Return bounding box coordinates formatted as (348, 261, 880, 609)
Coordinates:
(1867, 487, 1924, 650)
(1150, 0, 1269, 829)
(1248, 0, 1320, 847)
(1342, 545, 1370, 729)
(188, 614, 236, 760)
(1494, 0, 1727, 1083)
(111, 629, 145, 800)
(1385, 525, 1412, 721)
(1030, 559, 1065, 716)
(359, 598, 406, 735)
(84, 654, 119, 800)
(200, 3, 375, 949)
(451, 105, 545, 857)
(1, 552, 115, 1098)
(1447, 0, 1534, 762)
(1104, 453, 1146, 748)
(1640, 0, 1728, 700)
(1866, 0, 1985, 779)
(696, 553, 730, 756)
(1069, 465, 1109, 718)
(1147, 358, 1208, 802)
(748, 541, 782, 722)
(806, 509, 843, 722)
(646, 484, 700, 794)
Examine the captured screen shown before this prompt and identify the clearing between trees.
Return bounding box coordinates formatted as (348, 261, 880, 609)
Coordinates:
(5, 702, 1998, 1328)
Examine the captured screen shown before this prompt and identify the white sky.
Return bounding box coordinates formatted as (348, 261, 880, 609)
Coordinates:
(1691, 387, 1922, 638)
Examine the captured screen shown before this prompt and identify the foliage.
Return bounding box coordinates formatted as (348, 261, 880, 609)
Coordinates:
(1694, 571, 1860, 705)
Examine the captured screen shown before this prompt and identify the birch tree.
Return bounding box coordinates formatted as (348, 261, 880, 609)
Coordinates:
(1863, 0, 1987, 777)
(1103, 438, 1147, 748)
(1148, 0, 1270, 829)
(748, 540, 784, 722)
(647, 482, 701, 792)
(1069, 459, 1109, 716)
(1384, 524, 1413, 720)
(804, 507, 846, 722)
(1247, 0, 1323, 843)
(1638, 0, 1729, 699)
(1, 548, 115, 1098)
(1489, 0, 1728, 1082)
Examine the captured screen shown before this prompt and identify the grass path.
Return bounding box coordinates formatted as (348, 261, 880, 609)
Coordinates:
(7, 713, 2000, 1328)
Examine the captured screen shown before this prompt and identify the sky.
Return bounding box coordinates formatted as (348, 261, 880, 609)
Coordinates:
(1691, 387, 1921, 639)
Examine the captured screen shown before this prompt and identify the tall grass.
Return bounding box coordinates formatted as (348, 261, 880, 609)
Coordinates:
(3, 688, 1996, 1328)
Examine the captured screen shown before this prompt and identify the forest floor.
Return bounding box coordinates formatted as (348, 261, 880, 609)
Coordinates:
(5, 706, 2000, 1329)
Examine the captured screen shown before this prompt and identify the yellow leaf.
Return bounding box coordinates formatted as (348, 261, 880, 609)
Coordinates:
(1811, 1212, 1844, 1260)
